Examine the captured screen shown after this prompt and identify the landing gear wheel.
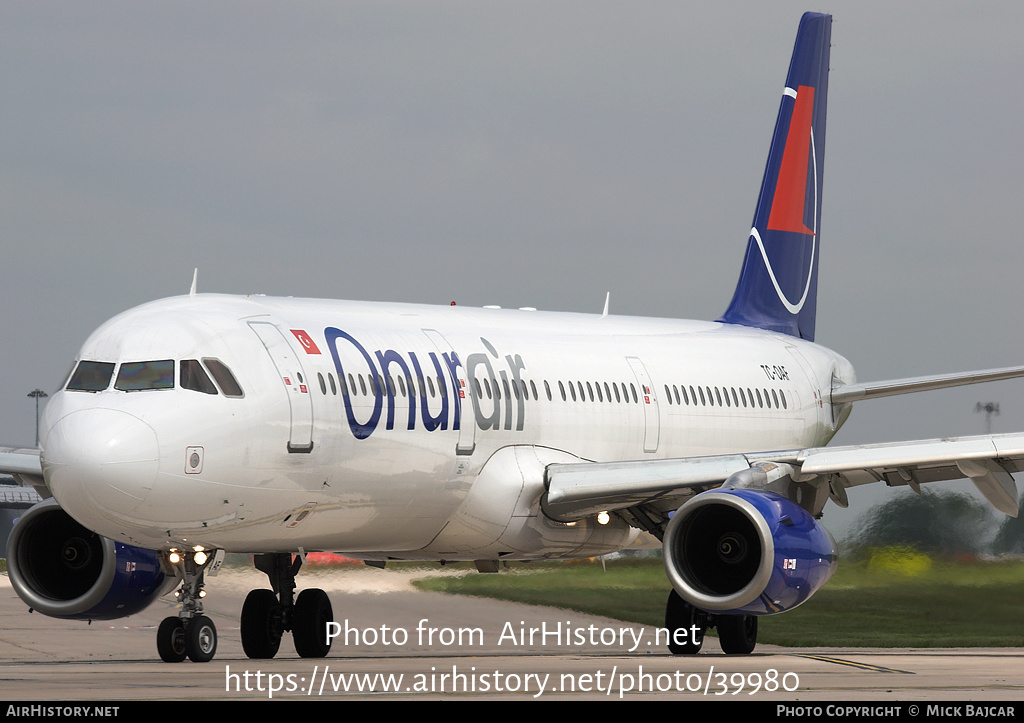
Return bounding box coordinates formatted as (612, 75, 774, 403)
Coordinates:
(185, 615, 218, 663)
(241, 589, 284, 659)
(665, 589, 706, 655)
(717, 614, 757, 655)
(293, 588, 333, 659)
(157, 617, 187, 663)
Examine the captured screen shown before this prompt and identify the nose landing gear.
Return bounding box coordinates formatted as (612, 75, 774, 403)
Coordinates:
(157, 548, 223, 662)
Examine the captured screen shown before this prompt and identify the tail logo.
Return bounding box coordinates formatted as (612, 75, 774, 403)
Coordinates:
(754, 84, 818, 316)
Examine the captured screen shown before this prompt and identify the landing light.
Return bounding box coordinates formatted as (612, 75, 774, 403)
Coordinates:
(194, 551, 208, 566)
(597, 511, 610, 525)
(168, 551, 182, 564)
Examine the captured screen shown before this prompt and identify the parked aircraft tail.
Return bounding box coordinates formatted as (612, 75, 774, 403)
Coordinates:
(719, 11, 831, 341)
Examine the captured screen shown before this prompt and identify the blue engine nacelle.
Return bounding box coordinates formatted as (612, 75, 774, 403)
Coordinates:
(7, 499, 172, 620)
(662, 488, 837, 615)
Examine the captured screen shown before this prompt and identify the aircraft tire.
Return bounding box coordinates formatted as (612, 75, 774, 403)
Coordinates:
(717, 614, 757, 655)
(185, 615, 218, 663)
(665, 589, 705, 655)
(157, 617, 187, 663)
(241, 589, 283, 659)
(293, 588, 333, 659)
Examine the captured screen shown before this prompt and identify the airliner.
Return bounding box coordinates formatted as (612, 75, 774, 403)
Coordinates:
(4, 12, 1024, 663)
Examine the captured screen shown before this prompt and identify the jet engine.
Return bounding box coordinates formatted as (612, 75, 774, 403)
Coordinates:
(662, 488, 837, 615)
(7, 499, 171, 620)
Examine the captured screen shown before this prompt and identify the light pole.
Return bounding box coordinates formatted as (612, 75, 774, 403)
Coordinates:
(27, 389, 48, 447)
(975, 401, 1000, 435)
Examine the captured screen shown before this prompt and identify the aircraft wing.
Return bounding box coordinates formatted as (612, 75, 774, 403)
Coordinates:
(0, 446, 47, 497)
(543, 431, 1024, 527)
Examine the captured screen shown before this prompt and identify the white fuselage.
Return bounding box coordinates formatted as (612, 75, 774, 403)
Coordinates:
(39, 294, 854, 559)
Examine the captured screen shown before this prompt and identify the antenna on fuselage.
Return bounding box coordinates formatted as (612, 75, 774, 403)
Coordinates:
(189, 268, 198, 298)
(601, 292, 610, 318)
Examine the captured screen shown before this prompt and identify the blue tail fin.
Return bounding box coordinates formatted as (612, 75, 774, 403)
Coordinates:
(719, 12, 831, 341)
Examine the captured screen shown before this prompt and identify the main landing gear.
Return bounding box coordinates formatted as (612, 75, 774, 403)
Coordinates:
(157, 548, 222, 662)
(240, 552, 334, 659)
(664, 589, 758, 655)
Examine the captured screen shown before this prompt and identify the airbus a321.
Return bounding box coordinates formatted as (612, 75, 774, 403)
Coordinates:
(3, 12, 1023, 663)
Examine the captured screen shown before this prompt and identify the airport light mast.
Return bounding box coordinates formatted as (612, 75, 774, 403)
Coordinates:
(27, 388, 47, 447)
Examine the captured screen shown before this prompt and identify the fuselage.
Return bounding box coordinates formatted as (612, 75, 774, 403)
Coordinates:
(40, 293, 855, 558)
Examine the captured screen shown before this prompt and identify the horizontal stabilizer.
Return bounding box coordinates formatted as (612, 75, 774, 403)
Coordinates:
(831, 364, 1024, 404)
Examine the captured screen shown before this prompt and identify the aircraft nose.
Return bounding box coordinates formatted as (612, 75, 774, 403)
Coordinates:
(42, 409, 160, 520)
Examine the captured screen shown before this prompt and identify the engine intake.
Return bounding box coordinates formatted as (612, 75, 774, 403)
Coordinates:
(662, 488, 837, 615)
(7, 499, 171, 620)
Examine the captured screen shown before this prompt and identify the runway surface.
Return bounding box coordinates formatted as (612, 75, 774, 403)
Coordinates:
(1, 566, 1021, 701)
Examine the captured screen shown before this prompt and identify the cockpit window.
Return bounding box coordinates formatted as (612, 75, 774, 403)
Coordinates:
(66, 361, 115, 392)
(203, 358, 244, 397)
(180, 359, 218, 395)
(114, 360, 175, 391)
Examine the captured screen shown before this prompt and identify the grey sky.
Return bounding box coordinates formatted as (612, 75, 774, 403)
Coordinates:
(3, 1, 1023, 535)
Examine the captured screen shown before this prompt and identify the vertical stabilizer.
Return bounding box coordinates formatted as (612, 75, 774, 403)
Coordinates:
(719, 12, 831, 341)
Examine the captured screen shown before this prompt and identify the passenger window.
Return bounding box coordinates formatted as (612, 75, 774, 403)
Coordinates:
(318, 373, 327, 395)
(203, 359, 244, 397)
(115, 360, 175, 391)
(67, 360, 115, 392)
(544, 380, 552, 401)
(329, 374, 337, 395)
(181, 359, 218, 395)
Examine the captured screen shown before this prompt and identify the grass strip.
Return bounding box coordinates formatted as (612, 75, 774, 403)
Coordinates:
(413, 556, 1024, 647)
